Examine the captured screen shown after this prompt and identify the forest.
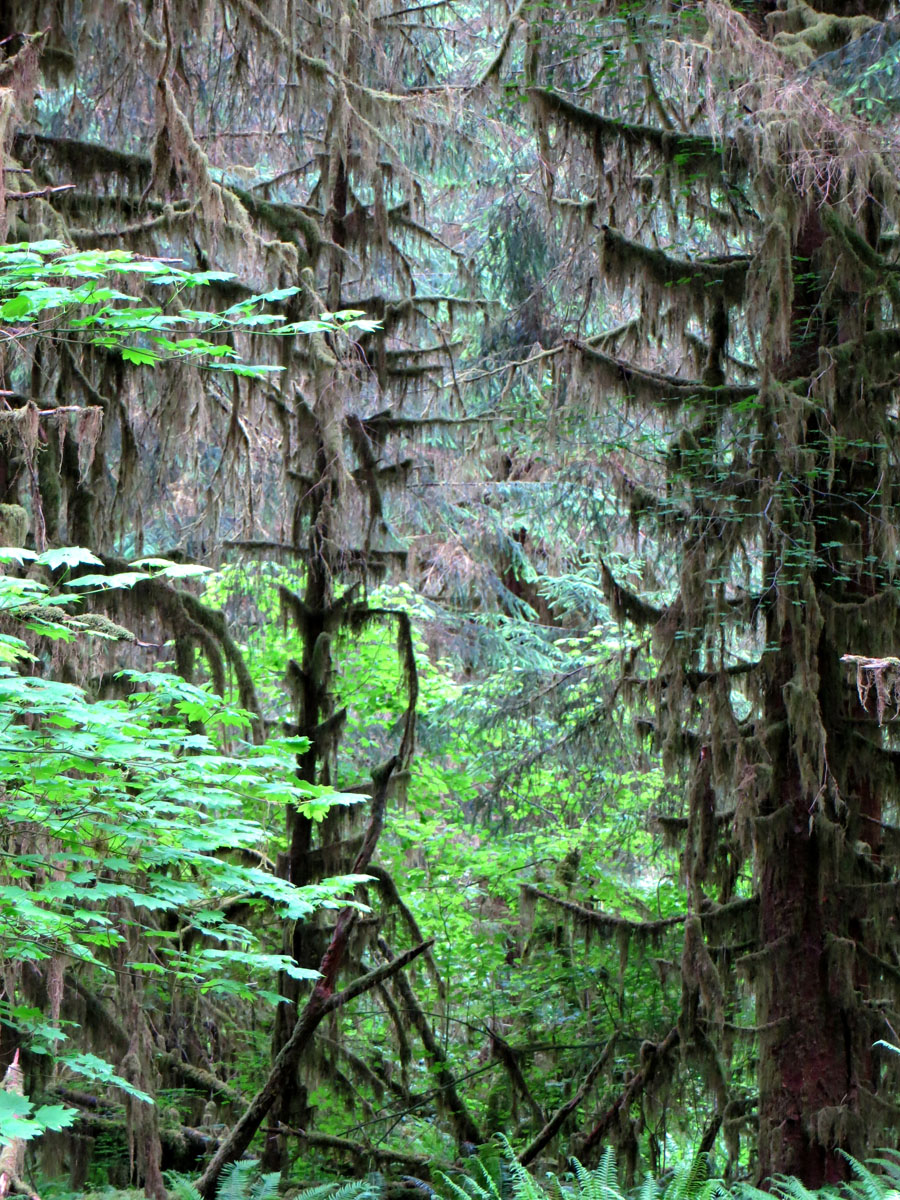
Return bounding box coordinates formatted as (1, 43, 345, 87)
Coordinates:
(2, 0, 900, 1198)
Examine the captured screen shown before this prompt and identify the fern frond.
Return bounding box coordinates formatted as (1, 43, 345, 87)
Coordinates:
(637, 1172, 661, 1200)
(865, 1155, 900, 1190)
(292, 1180, 381, 1200)
(218, 1160, 263, 1200)
(166, 1175, 203, 1200)
(495, 1135, 549, 1200)
(249, 1174, 282, 1200)
(572, 1151, 625, 1200)
(437, 1171, 493, 1200)
(469, 1157, 504, 1200)
(733, 1185, 779, 1200)
(769, 1177, 828, 1200)
(695, 1180, 731, 1200)
(662, 1153, 708, 1200)
(843, 1153, 893, 1200)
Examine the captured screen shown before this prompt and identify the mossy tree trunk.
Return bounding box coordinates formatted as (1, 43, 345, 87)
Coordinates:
(501, 0, 900, 1178)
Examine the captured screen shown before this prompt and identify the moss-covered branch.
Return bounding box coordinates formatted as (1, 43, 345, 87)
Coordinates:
(575, 340, 759, 408)
(519, 1033, 618, 1166)
(599, 225, 749, 306)
(528, 89, 733, 176)
(575, 1026, 680, 1156)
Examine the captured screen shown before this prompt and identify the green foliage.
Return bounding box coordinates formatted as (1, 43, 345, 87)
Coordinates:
(291, 1181, 384, 1200)
(0, 1089, 77, 1146)
(734, 1155, 900, 1200)
(0, 552, 365, 1138)
(168, 1161, 280, 1200)
(0, 241, 378, 376)
(437, 1141, 729, 1200)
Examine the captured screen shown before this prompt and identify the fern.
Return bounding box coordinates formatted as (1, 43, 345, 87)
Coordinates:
(167, 1177, 203, 1200)
(432, 1139, 900, 1200)
(572, 1149, 626, 1200)
(292, 1181, 383, 1200)
(861, 1155, 900, 1192)
(767, 1178, 839, 1200)
(437, 1169, 500, 1200)
(436, 1136, 718, 1200)
(217, 1161, 279, 1200)
(661, 1152, 712, 1200)
(496, 1135, 552, 1200)
(842, 1154, 897, 1200)
(636, 1173, 661, 1200)
(168, 1160, 365, 1200)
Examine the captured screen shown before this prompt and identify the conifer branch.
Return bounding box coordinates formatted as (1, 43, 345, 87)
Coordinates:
(574, 340, 758, 407)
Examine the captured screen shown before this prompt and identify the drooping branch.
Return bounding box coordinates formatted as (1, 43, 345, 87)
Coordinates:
(599, 225, 749, 307)
(599, 555, 665, 627)
(525, 886, 759, 943)
(574, 341, 758, 408)
(14, 132, 151, 186)
(523, 885, 683, 938)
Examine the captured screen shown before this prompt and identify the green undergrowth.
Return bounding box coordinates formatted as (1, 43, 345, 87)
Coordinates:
(30, 1138, 900, 1200)
(55, 1142, 900, 1200)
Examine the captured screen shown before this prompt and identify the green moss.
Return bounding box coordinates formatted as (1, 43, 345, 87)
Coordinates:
(773, 5, 878, 66)
(0, 504, 28, 547)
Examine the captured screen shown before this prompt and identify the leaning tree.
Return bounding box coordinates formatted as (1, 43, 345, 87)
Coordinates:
(484, 0, 900, 1182)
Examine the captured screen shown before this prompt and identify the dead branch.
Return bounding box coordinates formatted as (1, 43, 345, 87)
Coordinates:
(4, 183, 75, 202)
(519, 1032, 618, 1166)
(193, 755, 425, 1199)
(575, 1026, 680, 1156)
(378, 935, 482, 1149)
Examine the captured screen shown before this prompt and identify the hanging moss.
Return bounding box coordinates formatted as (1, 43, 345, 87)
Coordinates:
(599, 225, 749, 311)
